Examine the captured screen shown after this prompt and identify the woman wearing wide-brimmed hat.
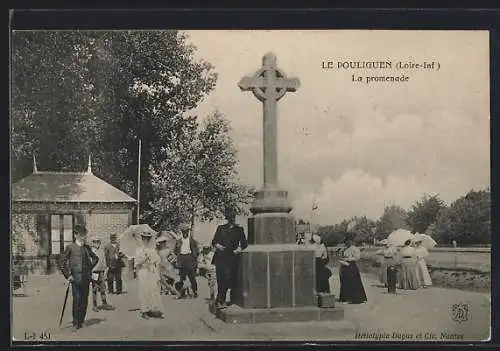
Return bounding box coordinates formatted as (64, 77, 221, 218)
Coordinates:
(134, 231, 164, 319)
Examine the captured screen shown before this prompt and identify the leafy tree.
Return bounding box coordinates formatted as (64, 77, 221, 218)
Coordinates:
(349, 216, 377, 244)
(11, 30, 218, 225)
(318, 218, 352, 246)
(11, 31, 102, 180)
(374, 204, 409, 240)
(433, 189, 490, 245)
(148, 111, 253, 231)
(405, 194, 447, 234)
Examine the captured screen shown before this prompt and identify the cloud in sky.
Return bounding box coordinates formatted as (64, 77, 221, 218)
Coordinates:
(184, 30, 490, 238)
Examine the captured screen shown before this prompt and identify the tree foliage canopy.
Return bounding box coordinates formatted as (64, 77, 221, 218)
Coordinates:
(148, 111, 254, 230)
(432, 189, 490, 245)
(405, 194, 447, 234)
(374, 204, 409, 240)
(12, 31, 250, 227)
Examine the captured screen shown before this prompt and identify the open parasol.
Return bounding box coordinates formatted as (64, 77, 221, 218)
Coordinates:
(386, 229, 415, 247)
(412, 233, 437, 249)
(119, 224, 158, 258)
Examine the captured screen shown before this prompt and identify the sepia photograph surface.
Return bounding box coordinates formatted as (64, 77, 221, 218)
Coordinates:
(11, 29, 490, 342)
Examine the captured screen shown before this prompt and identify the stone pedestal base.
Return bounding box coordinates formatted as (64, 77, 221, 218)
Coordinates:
(250, 188, 293, 214)
(213, 305, 344, 324)
(248, 213, 295, 245)
(317, 293, 337, 308)
(237, 244, 317, 309)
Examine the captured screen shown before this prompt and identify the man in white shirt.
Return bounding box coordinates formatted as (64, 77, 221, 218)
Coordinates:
(173, 223, 200, 298)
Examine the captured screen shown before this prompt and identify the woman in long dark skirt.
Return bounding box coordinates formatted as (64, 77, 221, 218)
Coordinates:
(313, 235, 331, 293)
(338, 239, 367, 304)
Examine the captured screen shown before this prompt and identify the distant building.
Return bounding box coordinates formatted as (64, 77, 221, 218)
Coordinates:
(12, 157, 136, 274)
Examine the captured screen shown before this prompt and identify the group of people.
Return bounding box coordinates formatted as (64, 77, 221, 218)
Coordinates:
(133, 221, 201, 320)
(377, 238, 433, 292)
(59, 228, 126, 331)
(300, 232, 368, 305)
(57, 208, 248, 331)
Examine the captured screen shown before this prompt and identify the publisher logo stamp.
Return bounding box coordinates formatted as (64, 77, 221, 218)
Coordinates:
(451, 303, 469, 323)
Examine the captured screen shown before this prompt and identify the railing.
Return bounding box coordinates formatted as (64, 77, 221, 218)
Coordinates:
(327, 246, 491, 254)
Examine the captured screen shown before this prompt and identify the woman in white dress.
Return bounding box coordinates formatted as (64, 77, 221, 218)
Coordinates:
(134, 231, 164, 319)
(414, 240, 432, 288)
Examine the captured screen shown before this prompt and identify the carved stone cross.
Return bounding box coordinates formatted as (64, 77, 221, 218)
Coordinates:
(238, 52, 300, 189)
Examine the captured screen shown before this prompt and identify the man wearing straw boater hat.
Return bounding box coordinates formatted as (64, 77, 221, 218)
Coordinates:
(104, 233, 125, 294)
(59, 224, 99, 331)
(173, 222, 200, 298)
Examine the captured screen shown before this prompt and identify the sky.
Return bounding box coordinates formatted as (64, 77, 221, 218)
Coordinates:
(182, 30, 490, 244)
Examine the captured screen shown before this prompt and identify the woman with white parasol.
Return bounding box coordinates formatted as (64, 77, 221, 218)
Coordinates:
(385, 229, 419, 290)
(412, 233, 435, 288)
(134, 230, 164, 319)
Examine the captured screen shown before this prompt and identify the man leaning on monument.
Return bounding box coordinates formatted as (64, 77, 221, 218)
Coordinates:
(211, 208, 248, 309)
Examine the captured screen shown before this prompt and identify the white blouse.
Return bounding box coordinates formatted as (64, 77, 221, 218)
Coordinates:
(315, 243, 328, 259)
(399, 246, 416, 258)
(343, 245, 361, 261)
(383, 246, 398, 258)
(414, 246, 429, 260)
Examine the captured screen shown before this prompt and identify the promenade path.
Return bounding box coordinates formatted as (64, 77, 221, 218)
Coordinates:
(12, 268, 490, 342)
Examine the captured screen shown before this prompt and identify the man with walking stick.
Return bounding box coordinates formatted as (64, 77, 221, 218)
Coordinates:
(59, 224, 98, 332)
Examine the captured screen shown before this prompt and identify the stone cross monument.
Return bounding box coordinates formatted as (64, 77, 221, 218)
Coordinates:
(216, 53, 344, 324)
(238, 53, 300, 193)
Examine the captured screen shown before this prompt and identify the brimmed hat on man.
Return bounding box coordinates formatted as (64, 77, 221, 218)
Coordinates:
(74, 224, 88, 236)
(178, 222, 191, 232)
(224, 207, 237, 220)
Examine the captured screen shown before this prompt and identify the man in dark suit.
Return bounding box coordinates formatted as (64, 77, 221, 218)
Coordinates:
(173, 223, 200, 298)
(104, 233, 124, 294)
(211, 209, 248, 308)
(59, 224, 99, 331)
